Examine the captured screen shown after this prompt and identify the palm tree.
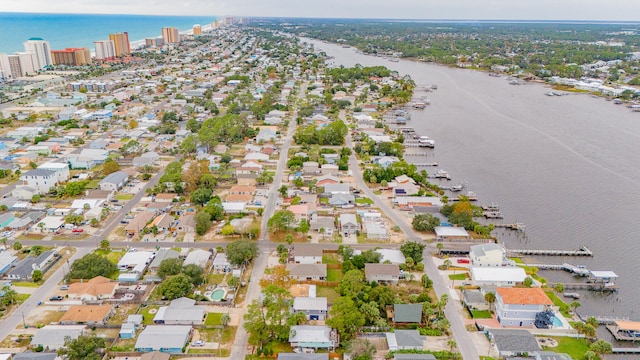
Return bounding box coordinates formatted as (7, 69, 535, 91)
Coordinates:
(220, 313, 230, 327)
(554, 283, 565, 294)
(570, 301, 581, 315)
(443, 259, 452, 270)
(0, 237, 7, 249)
(484, 292, 496, 312)
(436, 242, 444, 254)
(447, 339, 457, 353)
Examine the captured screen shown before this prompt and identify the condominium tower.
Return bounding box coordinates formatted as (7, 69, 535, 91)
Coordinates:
(162, 27, 180, 44)
(23, 37, 52, 70)
(94, 40, 116, 60)
(108, 32, 131, 57)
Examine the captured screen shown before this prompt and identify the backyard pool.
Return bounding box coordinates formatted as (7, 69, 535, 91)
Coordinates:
(205, 288, 226, 301)
(552, 315, 563, 327)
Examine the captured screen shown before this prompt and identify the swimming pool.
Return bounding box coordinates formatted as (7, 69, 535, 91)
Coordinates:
(552, 315, 563, 327)
(209, 288, 225, 301)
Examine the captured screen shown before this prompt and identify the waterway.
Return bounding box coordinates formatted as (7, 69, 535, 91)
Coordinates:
(305, 39, 640, 323)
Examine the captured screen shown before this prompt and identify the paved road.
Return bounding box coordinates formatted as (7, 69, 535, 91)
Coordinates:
(230, 82, 305, 360)
(345, 131, 479, 360)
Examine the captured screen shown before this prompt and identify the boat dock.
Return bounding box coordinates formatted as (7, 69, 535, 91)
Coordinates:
(404, 153, 431, 156)
(524, 263, 590, 276)
(549, 282, 618, 291)
(578, 315, 630, 325)
(414, 163, 439, 167)
(612, 348, 640, 354)
(494, 223, 526, 232)
(507, 246, 592, 256)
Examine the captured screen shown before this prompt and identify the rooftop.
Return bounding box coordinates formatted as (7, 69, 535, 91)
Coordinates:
(60, 305, 112, 323)
(496, 287, 553, 305)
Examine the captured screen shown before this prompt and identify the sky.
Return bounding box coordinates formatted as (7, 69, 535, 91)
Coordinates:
(4, 0, 640, 21)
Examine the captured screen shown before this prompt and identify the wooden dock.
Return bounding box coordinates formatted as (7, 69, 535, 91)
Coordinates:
(606, 325, 640, 341)
(612, 347, 640, 354)
(494, 223, 526, 232)
(550, 282, 618, 292)
(507, 246, 592, 257)
(414, 163, 439, 167)
(524, 263, 590, 276)
(578, 315, 630, 325)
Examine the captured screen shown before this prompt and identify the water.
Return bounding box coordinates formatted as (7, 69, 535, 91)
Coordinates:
(0, 12, 217, 54)
(306, 39, 640, 320)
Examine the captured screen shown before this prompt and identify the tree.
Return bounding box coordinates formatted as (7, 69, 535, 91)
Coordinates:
(278, 185, 288, 197)
(484, 292, 496, 312)
(589, 339, 612, 357)
(221, 313, 230, 327)
(12, 241, 22, 250)
(412, 214, 440, 232)
(400, 241, 426, 263)
(67, 253, 117, 280)
(195, 211, 212, 235)
(297, 219, 310, 233)
(65, 214, 84, 226)
(268, 210, 296, 232)
(244, 284, 299, 349)
(554, 283, 565, 293)
(285, 234, 294, 245)
(0, 285, 18, 306)
(523, 277, 533, 287)
(102, 160, 120, 176)
(32, 269, 43, 282)
(57, 334, 105, 360)
(182, 264, 204, 285)
(348, 338, 376, 360)
(447, 339, 458, 353)
(64, 180, 89, 196)
(99, 239, 110, 251)
(570, 300, 581, 315)
(421, 274, 433, 289)
(227, 276, 240, 288)
(158, 273, 193, 300)
(190, 188, 213, 205)
(158, 258, 183, 279)
(226, 240, 258, 267)
(326, 296, 364, 341)
(0, 237, 6, 249)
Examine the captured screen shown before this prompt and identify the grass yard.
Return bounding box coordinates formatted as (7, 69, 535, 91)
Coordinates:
(355, 197, 374, 205)
(16, 234, 44, 241)
(322, 254, 340, 264)
(208, 273, 225, 285)
(326, 268, 343, 282)
(317, 286, 340, 303)
(448, 273, 468, 281)
(545, 291, 571, 318)
(116, 194, 134, 200)
(471, 310, 493, 319)
(205, 312, 223, 326)
(11, 281, 40, 288)
(95, 249, 125, 264)
(541, 336, 590, 359)
(138, 305, 159, 325)
(85, 179, 101, 189)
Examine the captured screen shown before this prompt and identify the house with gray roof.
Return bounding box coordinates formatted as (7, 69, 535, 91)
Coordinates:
(99, 171, 128, 191)
(148, 249, 180, 273)
(365, 263, 400, 284)
(488, 329, 541, 358)
(13, 353, 58, 360)
(289, 325, 337, 350)
(323, 183, 350, 195)
(293, 244, 323, 264)
(309, 216, 335, 236)
(184, 249, 211, 269)
(393, 355, 436, 360)
(278, 354, 329, 360)
(7, 250, 57, 280)
(286, 263, 327, 281)
(338, 213, 358, 235)
(19, 169, 57, 194)
(0, 252, 18, 274)
(385, 330, 425, 351)
(153, 297, 206, 325)
(393, 304, 423, 324)
(328, 193, 354, 206)
(31, 325, 86, 350)
(135, 325, 192, 353)
(292, 297, 328, 320)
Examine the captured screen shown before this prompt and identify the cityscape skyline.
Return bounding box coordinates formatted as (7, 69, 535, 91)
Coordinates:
(3, 0, 640, 21)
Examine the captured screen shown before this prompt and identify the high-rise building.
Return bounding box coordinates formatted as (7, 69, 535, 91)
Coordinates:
(0, 54, 11, 81)
(7, 53, 36, 78)
(23, 37, 52, 70)
(162, 27, 180, 44)
(193, 24, 202, 35)
(108, 32, 131, 57)
(51, 48, 92, 66)
(94, 40, 116, 60)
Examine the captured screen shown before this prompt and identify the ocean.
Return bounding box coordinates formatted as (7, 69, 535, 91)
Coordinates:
(0, 12, 218, 54)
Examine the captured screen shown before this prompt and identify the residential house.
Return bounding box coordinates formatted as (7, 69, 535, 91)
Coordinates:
(320, 164, 339, 176)
(338, 213, 358, 235)
(135, 325, 192, 353)
(236, 161, 263, 185)
(38, 162, 70, 183)
(287, 263, 327, 281)
(140, 351, 170, 360)
(278, 354, 328, 360)
(117, 250, 155, 275)
(365, 263, 400, 284)
(19, 169, 57, 194)
(293, 244, 323, 264)
(228, 185, 256, 195)
(392, 304, 423, 324)
(0, 212, 15, 228)
(154, 193, 177, 203)
(183, 249, 211, 269)
(309, 216, 335, 236)
(222, 202, 246, 214)
(289, 204, 311, 224)
(11, 184, 40, 200)
(321, 153, 339, 164)
(225, 193, 252, 203)
(31, 325, 86, 350)
(364, 222, 388, 240)
(125, 212, 155, 237)
(148, 249, 180, 273)
(147, 213, 175, 233)
(120, 322, 136, 339)
(302, 161, 320, 175)
(244, 152, 269, 162)
(176, 214, 195, 233)
(0, 252, 18, 275)
(212, 253, 231, 272)
(315, 175, 339, 187)
(59, 305, 113, 325)
(495, 287, 553, 327)
(7, 211, 45, 230)
(67, 149, 108, 169)
(292, 297, 328, 321)
(328, 193, 354, 206)
(289, 325, 337, 350)
(470, 267, 527, 287)
(256, 128, 277, 143)
(323, 183, 350, 195)
(434, 226, 470, 241)
(153, 297, 206, 325)
(99, 171, 128, 191)
(7, 250, 57, 280)
(385, 330, 425, 351)
(393, 196, 442, 208)
(85, 189, 114, 202)
(469, 243, 514, 267)
(132, 151, 159, 167)
(374, 156, 399, 169)
(67, 276, 117, 301)
(39, 216, 65, 232)
(488, 329, 541, 358)
(375, 249, 406, 265)
(13, 353, 59, 360)
(393, 182, 420, 197)
(393, 355, 436, 360)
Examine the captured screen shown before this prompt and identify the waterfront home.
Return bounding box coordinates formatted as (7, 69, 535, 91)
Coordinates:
(365, 263, 400, 284)
(293, 244, 323, 264)
(469, 243, 515, 267)
(292, 297, 328, 320)
(135, 325, 192, 353)
(470, 267, 527, 287)
(495, 287, 553, 327)
(487, 329, 541, 358)
(434, 226, 470, 241)
(393, 196, 443, 208)
(286, 263, 327, 281)
(31, 325, 86, 350)
(289, 325, 337, 350)
(385, 330, 425, 351)
(59, 305, 113, 325)
(153, 297, 206, 325)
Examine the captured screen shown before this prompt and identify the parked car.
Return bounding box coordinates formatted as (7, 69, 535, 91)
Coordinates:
(456, 258, 470, 264)
(0, 231, 14, 237)
(191, 340, 205, 347)
(49, 296, 64, 301)
(72, 228, 84, 233)
(60, 285, 69, 290)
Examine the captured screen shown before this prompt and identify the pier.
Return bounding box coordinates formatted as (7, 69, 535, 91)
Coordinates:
(578, 315, 630, 325)
(494, 223, 526, 232)
(507, 246, 592, 256)
(549, 282, 618, 292)
(612, 348, 640, 354)
(414, 163, 439, 167)
(524, 263, 590, 276)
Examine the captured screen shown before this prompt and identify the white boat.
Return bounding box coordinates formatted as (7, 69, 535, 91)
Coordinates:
(450, 183, 464, 192)
(434, 169, 451, 180)
(466, 191, 478, 201)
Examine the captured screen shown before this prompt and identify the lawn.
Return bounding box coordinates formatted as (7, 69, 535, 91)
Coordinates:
(205, 312, 223, 326)
(208, 273, 225, 286)
(139, 305, 159, 325)
(322, 254, 340, 264)
(317, 286, 340, 303)
(448, 273, 468, 281)
(95, 249, 124, 264)
(327, 268, 343, 282)
(471, 310, 493, 319)
(355, 197, 374, 205)
(11, 281, 40, 288)
(545, 291, 571, 318)
(85, 179, 101, 189)
(541, 336, 591, 359)
(116, 194, 134, 200)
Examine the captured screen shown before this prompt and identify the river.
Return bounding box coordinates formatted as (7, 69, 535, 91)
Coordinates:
(305, 39, 640, 324)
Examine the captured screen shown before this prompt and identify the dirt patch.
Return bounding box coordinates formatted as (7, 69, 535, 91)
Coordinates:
(26, 308, 65, 326)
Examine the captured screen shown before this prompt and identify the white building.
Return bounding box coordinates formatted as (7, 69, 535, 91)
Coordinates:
(38, 162, 70, 184)
(470, 267, 527, 287)
(23, 38, 52, 69)
(469, 243, 514, 267)
(19, 169, 57, 194)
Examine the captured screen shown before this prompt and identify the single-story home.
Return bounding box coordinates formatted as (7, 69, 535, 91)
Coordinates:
(99, 171, 128, 191)
(135, 325, 192, 353)
(59, 305, 113, 325)
(286, 263, 327, 281)
(385, 330, 425, 351)
(289, 325, 337, 350)
(365, 263, 400, 283)
(67, 276, 117, 301)
(153, 297, 206, 325)
(31, 325, 87, 350)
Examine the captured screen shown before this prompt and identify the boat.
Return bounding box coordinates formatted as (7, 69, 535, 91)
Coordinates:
(389, 58, 399, 62)
(449, 183, 464, 192)
(414, 102, 427, 109)
(484, 211, 504, 219)
(563, 292, 581, 299)
(614, 99, 623, 105)
(466, 191, 478, 201)
(434, 169, 451, 180)
(488, 73, 501, 77)
(482, 203, 500, 211)
(418, 139, 435, 148)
